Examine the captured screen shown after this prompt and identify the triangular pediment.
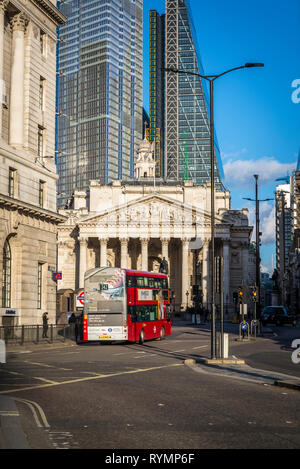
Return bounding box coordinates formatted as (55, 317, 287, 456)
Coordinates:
(76, 193, 235, 241)
(79, 193, 217, 225)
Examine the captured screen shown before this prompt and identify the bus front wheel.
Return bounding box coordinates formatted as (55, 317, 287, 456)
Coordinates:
(139, 329, 145, 345)
(160, 327, 165, 340)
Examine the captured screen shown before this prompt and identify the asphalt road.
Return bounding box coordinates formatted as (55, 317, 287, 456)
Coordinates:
(1, 322, 300, 450)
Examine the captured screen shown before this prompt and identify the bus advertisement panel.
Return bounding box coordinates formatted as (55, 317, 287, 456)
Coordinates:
(83, 267, 171, 343)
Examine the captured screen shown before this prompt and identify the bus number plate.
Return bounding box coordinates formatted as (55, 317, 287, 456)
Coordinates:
(99, 283, 109, 290)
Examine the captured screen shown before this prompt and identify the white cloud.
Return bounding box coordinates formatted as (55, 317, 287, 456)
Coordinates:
(223, 156, 296, 187)
(261, 204, 276, 244)
(245, 201, 275, 245)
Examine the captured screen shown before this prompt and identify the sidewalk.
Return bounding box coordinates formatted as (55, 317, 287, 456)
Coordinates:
(179, 320, 300, 391)
(184, 358, 300, 391)
(0, 395, 29, 449)
(5, 338, 76, 354)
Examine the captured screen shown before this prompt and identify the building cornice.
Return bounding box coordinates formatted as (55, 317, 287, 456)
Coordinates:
(0, 193, 67, 224)
(30, 0, 66, 25)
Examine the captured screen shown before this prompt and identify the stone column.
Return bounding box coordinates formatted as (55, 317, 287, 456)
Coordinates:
(0, 1, 9, 138)
(79, 237, 88, 289)
(120, 238, 129, 269)
(202, 240, 210, 308)
(181, 238, 190, 307)
(9, 12, 26, 148)
(99, 238, 108, 267)
(141, 238, 149, 271)
(223, 241, 230, 311)
(161, 238, 169, 267)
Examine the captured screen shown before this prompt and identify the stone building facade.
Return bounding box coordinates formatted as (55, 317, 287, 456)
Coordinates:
(0, 1, 66, 326)
(57, 139, 253, 317)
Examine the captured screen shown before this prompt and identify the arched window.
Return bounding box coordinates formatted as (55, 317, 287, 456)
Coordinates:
(2, 239, 11, 308)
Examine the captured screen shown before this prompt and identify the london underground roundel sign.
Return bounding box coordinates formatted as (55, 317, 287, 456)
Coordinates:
(77, 291, 85, 306)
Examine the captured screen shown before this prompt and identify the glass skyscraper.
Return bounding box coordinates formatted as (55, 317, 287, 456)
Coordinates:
(56, 0, 143, 208)
(149, 10, 165, 179)
(156, 0, 224, 185)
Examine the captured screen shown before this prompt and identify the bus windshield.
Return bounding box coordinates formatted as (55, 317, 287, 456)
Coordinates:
(84, 267, 126, 315)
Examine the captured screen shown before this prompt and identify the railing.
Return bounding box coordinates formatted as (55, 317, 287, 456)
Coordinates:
(0, 324, 77, 346)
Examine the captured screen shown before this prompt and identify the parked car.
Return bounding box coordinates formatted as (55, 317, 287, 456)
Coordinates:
(261, 306, 297, 327)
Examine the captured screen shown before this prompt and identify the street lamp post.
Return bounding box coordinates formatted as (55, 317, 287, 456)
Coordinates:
(165, 63, 264, 359)
(243, 175, 273, 316)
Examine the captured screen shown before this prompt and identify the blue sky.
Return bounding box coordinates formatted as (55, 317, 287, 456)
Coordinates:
(143, 0, 300, 274)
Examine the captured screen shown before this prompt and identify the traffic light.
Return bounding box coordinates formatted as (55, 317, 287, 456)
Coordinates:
(238, 289, 244, 301)
(252, 287, 258, 302)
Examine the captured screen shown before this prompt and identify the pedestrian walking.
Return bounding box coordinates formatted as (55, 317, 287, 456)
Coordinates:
(42, 312, 49, 338)
(68, 313, 77, 341)
(68, 313, 76, 325)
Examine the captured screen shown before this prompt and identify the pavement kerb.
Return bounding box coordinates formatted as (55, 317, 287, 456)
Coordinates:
(184, 359, 300, 391)
(274, 380, 300, 391)
(0, 395, 30, 449)
(184, 357, 245, 365)
(5, 340, 76, 354)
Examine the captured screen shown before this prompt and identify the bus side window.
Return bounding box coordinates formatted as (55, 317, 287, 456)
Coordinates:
(148, 277, 154, 288)
(137, 277, 144, 287)
(127, 275, 135, 287)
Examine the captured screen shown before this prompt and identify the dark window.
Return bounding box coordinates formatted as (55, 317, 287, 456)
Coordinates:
(2, 239, 11, 308)
(38, 126, 44, 157)
(126, 275, 136, 287)
(37, 263, 43, 309)
(39, 180, 45, 207)
(130, 305, 159, 323)
(8, 168, 17, 197)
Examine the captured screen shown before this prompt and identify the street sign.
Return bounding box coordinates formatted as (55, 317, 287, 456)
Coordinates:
(52, 272, 62, 282)
(76, 291, 85, 308)
(240, 303, 247, 316)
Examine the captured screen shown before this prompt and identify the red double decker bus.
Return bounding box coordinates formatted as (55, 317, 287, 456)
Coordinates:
(83, 267, 171, 344)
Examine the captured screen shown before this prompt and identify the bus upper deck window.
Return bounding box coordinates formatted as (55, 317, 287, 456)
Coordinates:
(127, 275, 135, 287)
(137, 277, 144, 287)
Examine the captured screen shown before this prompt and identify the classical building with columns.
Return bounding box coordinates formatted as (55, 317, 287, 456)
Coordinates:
(57, 138, 253, 317)
(0, 1, 66, 326)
